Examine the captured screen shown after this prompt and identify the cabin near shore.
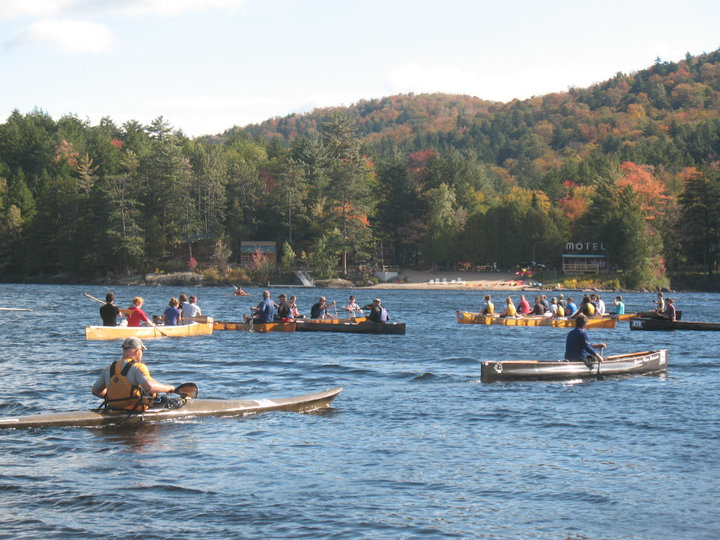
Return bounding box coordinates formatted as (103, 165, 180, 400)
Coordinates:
(562, 241, 609, 274)
(239, 241, 277, 267)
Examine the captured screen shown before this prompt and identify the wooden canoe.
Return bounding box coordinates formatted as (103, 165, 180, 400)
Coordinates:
(629, 317, 720, 331)
(481, 349, 668, 382)
(295, 320, 406, 334)
(214, 320, 297, 332)
(0, 387, 342, 429)
(456, 311, 617, 328)
(85, 318, 214, 340)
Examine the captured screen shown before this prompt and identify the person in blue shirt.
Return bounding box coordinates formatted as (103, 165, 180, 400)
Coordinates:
(162, 297, 182, 325)
(565, 297, 579, 317)
(565, 314, 606, 364)
(251, 290, 276, 323)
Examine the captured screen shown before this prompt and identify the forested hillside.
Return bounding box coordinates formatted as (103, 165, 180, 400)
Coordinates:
(1, 50, 720, 287)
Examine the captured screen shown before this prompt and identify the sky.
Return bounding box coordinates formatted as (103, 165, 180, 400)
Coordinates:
(1, 0, 719, 138)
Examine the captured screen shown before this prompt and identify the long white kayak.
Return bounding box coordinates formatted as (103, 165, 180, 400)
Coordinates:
(0, 387, 342, 429)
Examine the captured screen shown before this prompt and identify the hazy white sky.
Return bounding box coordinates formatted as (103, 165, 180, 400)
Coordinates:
(1, 0, 719, 137)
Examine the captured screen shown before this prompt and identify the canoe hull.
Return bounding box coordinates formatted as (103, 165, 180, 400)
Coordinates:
(214, 321, 297, 332)
(456, 311, 616, 328)
(295, 320, 406, 334)
(630, 317, 720, 331)
(481, 350, 668, 382)
(85, 319, 214, 340)
(0, 387, 342, 429)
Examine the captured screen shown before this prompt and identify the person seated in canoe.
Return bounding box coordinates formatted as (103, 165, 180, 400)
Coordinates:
(162, 297, 182, 326)
(127, 296, 151, 327)
(311, 297, 335, 319)
(251, 290, 276, 323)
(275, 293, 293, 322)
(100, 292, 124, 327)
(518, 295, 531, 315)
(614, 296, 625, 315)
(531, 296, 549, 316)
(564, 314, 606, 365)
(571, 295, 596, 318)
(653, 291, 666, 314)
(91, 337, 178, 411)
(540, 295, 552, 312)
(233, 286, 248, 296)
(181, 295, 202, 321)
(662, 298, 677, 321)
(344, 295, 364, 317)
(499, 296, 517, 318)
(593, 294, 607, 316)
(480, 295, 496, 316)
(289, 295, 303, 318)
(365, 298, 389, 323)
(565, 296, 578, 317)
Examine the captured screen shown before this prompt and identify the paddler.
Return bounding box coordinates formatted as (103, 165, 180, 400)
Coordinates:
(564, 314, 606, 365)
(91, 337, 177, 411)
(100, 292, 124, 327)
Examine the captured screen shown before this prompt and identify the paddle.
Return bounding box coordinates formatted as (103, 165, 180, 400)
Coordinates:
(84, 293, 134, 316)
(596, 346, 606, 381)
(173, 382, 198, 399)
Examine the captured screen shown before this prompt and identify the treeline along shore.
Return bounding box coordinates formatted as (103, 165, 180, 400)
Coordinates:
(1, 51, 720, 291)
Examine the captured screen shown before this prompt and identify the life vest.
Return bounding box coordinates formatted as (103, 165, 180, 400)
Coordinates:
(505, 304, 517, 317)
(585, 303, 596, 315)
(485, 302, 494, 314)
(105, 359, 153, 411)
(557, 305, 565, 317)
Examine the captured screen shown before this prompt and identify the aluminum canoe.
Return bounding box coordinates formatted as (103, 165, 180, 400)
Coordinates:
(630, 317, 720, 331)
(480, 350, 668, 382)
(0, 387, 342, 429)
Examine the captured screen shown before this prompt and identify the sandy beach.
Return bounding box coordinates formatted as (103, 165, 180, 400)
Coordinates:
(365, 270, 547, 291)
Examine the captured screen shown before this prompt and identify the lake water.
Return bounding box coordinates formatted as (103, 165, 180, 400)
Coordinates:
(1, 284, 719, 539)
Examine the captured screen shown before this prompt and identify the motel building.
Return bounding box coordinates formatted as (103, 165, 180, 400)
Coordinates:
(562, 241, 609, 274)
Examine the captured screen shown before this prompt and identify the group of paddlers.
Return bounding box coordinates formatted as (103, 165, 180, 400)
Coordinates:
(247, 292, 390, 324)
(479, 293, 626, 319)
(98, 292, 202, 327)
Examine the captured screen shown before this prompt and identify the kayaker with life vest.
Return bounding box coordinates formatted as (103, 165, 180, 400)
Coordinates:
(100, 292, 124, 327)
(564, 314, 606, 364)
(91, 337, 177, 411)
(365, 298, 389, 323)
(127, 297, 151, 327)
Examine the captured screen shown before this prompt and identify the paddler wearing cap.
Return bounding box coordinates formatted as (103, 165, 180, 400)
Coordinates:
(364, 298, 389, 323)
(91, 337, 176, 411)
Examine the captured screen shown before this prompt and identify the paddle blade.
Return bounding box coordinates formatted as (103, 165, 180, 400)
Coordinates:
(174, 382, 198, 399)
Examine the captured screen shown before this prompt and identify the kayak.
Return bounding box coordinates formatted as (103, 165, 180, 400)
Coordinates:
(629, 317, 720, 331)
(85, 318, 214, 340)
(0, 387, 342, 429)
(480, 349, 668, 382)
(456, 311, 617, 328)
(295, 320, 406, 334)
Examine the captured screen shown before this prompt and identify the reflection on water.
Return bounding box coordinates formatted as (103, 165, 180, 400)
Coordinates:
(1, 284, 720, 538)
